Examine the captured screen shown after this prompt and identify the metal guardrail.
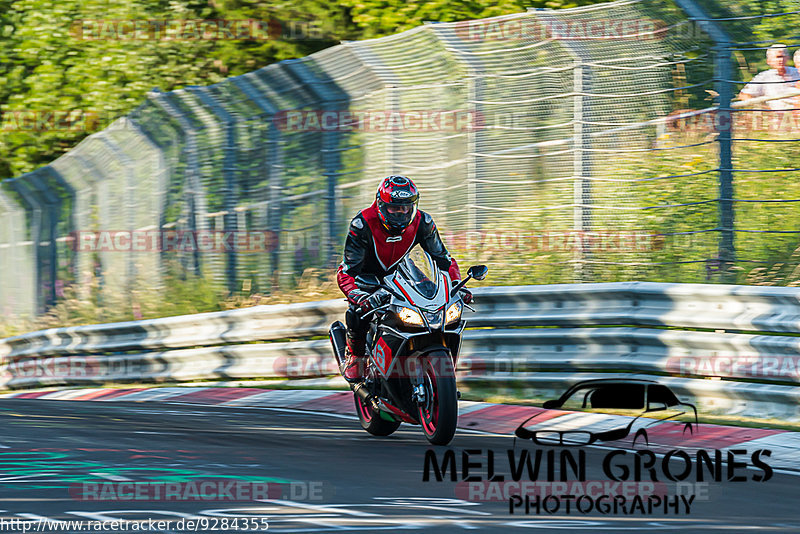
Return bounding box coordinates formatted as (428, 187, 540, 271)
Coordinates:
(0, 300, 347, 360)
(2, 282, 800, 419)
(470, 282, 800, 331)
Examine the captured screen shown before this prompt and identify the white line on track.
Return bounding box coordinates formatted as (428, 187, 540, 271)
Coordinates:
(0, 474, 56, 482)
(88, 472, 133, 482)
(261, 499, 380, 517)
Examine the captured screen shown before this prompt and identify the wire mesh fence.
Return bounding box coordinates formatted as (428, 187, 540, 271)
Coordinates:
(1, 0, 799, 320)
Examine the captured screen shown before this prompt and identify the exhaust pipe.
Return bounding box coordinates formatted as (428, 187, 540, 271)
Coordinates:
(329, 321, 347, 367)
(331, 322, 380, 412)
(352, 381, 380, 412)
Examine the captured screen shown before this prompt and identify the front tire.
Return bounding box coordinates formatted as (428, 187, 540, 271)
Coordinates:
(354, 393, 401, 436)
(418, 352, 458, 445)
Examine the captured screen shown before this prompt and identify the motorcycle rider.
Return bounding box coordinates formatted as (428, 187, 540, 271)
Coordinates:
(336, 175, 472, 383)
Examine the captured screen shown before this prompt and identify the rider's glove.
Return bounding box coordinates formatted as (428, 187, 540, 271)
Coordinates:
(459, 287, 473, 304)
(349, 289, 390, 312)
(347, 289, 372, 307)
(363, 289, 391, 312)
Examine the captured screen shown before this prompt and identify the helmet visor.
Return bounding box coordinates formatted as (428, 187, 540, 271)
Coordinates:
(383, 203, 415, 229)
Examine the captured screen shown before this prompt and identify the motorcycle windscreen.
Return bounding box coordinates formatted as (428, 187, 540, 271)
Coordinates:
(398, 248, 440, 299)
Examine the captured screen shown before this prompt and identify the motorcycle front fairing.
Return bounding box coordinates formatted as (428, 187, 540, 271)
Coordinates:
(363, 252, 466, 417)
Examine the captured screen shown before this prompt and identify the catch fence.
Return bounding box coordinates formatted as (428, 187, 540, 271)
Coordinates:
(0, 0, 797, 320)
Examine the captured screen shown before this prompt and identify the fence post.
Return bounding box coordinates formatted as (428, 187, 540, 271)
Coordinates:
(68, 152, 105, 298)
(386, 84, 399, 175)
(547, 28, 594, 280)
(7, 177, 45, 312)
(0, 193, 12, 314)
(0, 189, 33, 317)
(282, 59, 348, 267)
(28, 172, 61, 309)
(716, 46, 735, 282)
(121, 116, 171, 291)
(231, 74, 283, 287)
(52, 149, 94, 299)
(130, 103, 184, 282)
(572, 61, 593, 281)
(673, 0, 735, 281)
(189, 87, 238, 295)
(98, 135, 137, 298)
(532, 9, 594, 282)
(42, 166, 76, 289)
(428, 21, 486, 238)
(149, 90, 207, 278)
(469, 76, 483, 235)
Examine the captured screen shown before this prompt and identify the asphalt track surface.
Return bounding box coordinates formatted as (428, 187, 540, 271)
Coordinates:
(0, 399, 796, 533)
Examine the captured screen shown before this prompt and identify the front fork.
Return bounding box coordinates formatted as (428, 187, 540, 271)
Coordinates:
(408, 335, 455, 407)
(411, 383, 427, 404)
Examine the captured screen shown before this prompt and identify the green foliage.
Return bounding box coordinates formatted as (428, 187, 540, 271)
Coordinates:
(0, 266, 340, 337)
(698, 1, 800, 76)
(337, 0, 613, 39)
(0, 0, 357, 178)
(0, 0, 622, 178)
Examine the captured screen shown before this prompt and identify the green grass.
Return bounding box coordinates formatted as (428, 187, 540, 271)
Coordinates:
(0, 266, 342, 338)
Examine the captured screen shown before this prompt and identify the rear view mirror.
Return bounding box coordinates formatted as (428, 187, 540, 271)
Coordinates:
(468, 265, 488, 281)
(355, 274, 381, 291)
(542, 399, 560, 409)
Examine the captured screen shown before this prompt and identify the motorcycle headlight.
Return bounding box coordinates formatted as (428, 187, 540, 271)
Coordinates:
(423, 310, 443, 329)
(446, 301, 463, 324)
(398, 307, 424, 326)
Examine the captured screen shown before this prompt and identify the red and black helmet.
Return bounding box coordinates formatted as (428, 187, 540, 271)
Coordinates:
(376, 175, 419, 235)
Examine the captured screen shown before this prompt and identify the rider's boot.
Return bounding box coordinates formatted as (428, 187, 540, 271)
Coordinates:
(342, 336, 367, 384)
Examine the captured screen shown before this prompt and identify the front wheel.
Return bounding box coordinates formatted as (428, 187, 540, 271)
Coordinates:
(418, 352, 458, 445)
(354, 393, 401, 436)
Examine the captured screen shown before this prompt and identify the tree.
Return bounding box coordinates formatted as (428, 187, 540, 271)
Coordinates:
(337, 0, 613, 39)
(0, 0, 614, 177)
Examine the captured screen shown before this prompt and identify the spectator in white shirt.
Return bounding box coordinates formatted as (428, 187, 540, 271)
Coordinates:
(739, 44, 800, 110)
(794, 48, 800, 103)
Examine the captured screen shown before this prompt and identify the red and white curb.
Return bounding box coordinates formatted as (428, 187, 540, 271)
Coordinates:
(2, 386, 799, 471)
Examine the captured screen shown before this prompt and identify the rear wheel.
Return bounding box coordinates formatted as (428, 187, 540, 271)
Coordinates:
(354, 393, 401, 436)
(417, 352, 458, 445)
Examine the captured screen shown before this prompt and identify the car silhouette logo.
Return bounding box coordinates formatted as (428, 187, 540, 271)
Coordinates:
(515, 379, 698, 447)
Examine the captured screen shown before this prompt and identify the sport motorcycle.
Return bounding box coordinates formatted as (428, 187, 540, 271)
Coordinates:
(329, 249, 487, 445)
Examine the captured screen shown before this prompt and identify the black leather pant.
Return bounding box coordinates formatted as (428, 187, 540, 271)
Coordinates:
(345, 303, 369, 342)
